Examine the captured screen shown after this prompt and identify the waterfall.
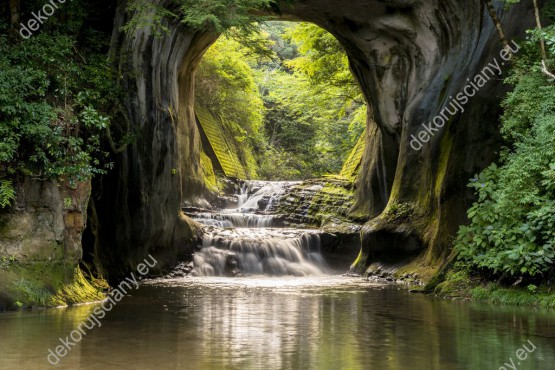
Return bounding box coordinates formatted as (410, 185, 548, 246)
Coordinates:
(184, 180, 329, 277)
(192, 212, 275, 228)
(236, 182, 249, 208)
(188, 180, 300, 228)
(237, 181, 299, 211)
(192, 229, 327, 276)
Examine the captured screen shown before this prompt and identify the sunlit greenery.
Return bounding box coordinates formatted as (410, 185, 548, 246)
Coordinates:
(195, 34, 265, 140)
(196, 22, 366, 180)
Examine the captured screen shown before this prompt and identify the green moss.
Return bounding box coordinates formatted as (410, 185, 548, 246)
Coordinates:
(382, 54, 392, 66)
(430, 265, 555, 308)
(433, 127, 454, 198)
(393, 256, 439, 283)
(0, 262, 106, 309)
(195, 104, 255, 179)
(306, 180, 357, 225)
(434, 270, 472, 297)
(383, 202, 414, 223)
(438, 76, 452, 103)
(340, 130, 366, 179)
(200, 151, 219, 192)
(471, 284, 555, 308)
(320, 184, 351, 196)
(350, 249, 367, 272)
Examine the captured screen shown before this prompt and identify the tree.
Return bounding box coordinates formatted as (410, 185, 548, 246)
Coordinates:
(0, 4, 123, 207)
(532, 0, 555, 79)
(195, 21, 367, 180)
(483, 0, 554, 79)
(124, 0, 275, 36)
(482, 0, 510, 48)
(9, 0, 20, 32)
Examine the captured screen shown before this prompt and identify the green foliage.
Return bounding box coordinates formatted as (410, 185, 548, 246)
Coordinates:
(0, 13, 119, 189)
(196, 35, 264, 136)
(179, 0, 273, 33)
(0, 180, 16, 208)
(195, 21, 366, 180)
(471, 283, 555, 308)
(283, 23, 359, 98)
(124, 0, 279, 37)
(121, 0, 178, 37)
(257, 146, 304, 180)
(63, 197, 73, 208)
(257, 22, 366, 178)
(456, 36, 555, 282)
(195, 35, 264, 178)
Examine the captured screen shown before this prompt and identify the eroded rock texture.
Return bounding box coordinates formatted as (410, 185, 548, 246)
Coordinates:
(0, 178, 90, 264)
(96, 0, 537, 278)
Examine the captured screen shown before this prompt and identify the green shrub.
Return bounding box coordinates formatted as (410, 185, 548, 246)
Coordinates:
(0, 13, 121, 188)
(455, 44, 555, 282)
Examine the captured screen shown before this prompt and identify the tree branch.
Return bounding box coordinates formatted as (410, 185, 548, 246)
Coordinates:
(482, 0, 509, 48)
(106, 104, 131, 154)
(533, 0, 555, 80)
(542, 60, 555, 80)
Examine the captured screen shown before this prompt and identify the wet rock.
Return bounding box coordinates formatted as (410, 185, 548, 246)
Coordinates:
(165, 261, 194, 278)
(257, 196, 270, 210)
(216, 195, 239, 209)
(224, 252, 240, 277)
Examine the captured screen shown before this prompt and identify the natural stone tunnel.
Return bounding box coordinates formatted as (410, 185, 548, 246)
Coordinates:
(93, 0, 537, 280)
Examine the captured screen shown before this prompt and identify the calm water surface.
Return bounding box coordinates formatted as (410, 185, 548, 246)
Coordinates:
(1, 276, 554, 370)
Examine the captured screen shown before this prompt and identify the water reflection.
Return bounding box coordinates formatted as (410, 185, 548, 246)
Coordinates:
(0, 276, 554, 369)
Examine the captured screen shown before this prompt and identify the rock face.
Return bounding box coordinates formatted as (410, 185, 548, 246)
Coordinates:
(97, 0, 538, 278)
(93, 0, 208, 280)
(0, 178, 105, 310)
(0, 178, 90, 264)
(277, 178, 363, 229)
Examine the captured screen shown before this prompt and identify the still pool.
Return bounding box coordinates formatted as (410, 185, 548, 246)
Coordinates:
(1, 276, 554, 369)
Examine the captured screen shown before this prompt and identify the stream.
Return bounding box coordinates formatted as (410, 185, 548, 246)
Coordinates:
(1, 181, 555, 369)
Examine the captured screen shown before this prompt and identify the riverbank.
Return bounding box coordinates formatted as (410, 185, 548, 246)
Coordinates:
(3, 268, 555, 311)
(0, 261, 107, 311)
(423, 266, 555, 309)
(358, 256, 555, 309)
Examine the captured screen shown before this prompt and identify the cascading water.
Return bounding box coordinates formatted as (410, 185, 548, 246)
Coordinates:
(188, 181, 300, 228)
(236, 181, 298, 212)
(190, 213, 274, 228)
(184, 181, 329, 277)
(236, 182, 249, 208)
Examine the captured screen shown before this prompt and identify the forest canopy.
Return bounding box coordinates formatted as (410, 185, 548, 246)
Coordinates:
(195, 21, 366, 180)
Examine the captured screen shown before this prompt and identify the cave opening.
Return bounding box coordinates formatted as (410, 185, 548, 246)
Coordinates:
(178, 21, 374, 275)
(192, 21, 369, 184)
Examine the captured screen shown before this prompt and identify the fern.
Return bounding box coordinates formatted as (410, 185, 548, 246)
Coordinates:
(0, 180, 16, 208)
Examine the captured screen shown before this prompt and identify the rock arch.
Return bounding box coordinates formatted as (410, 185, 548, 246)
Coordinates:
(94, 0, 535, 278)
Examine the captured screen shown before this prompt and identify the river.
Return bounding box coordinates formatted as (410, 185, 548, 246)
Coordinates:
(1, 181, 554, 369)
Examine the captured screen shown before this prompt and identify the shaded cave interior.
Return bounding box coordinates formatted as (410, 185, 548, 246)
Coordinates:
(86, 0, 533, 281)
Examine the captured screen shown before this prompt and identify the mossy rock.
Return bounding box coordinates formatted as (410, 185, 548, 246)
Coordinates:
(340, 130, 366, 179)
(0, 262, 106, 310)
(195, 104, 257, 179)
